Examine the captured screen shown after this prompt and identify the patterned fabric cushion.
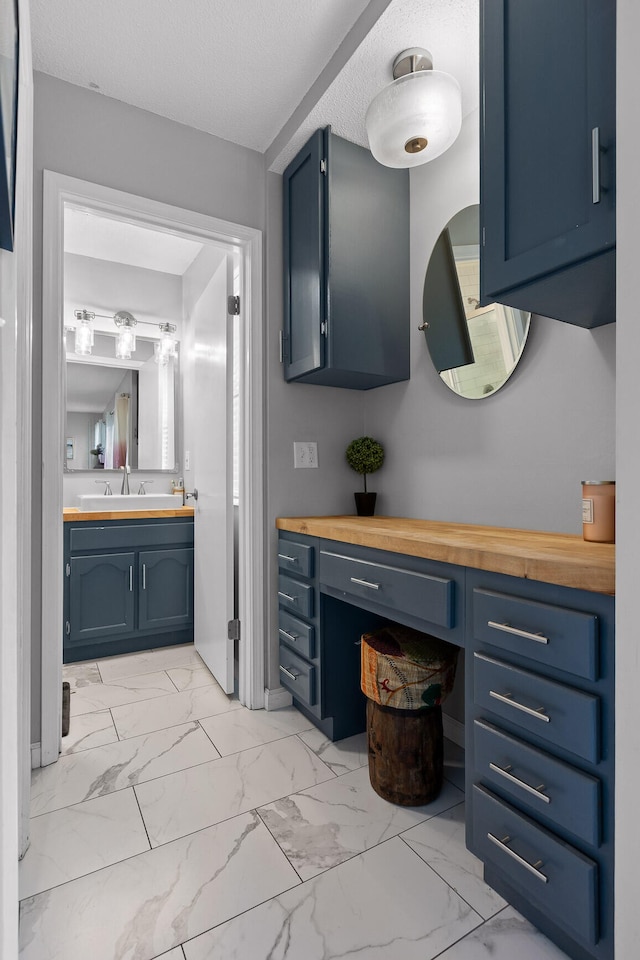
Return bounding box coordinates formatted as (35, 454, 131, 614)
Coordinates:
(360, 623, 459, 710)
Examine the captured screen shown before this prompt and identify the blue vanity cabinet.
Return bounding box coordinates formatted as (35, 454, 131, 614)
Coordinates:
(466, 569, 614, 960)
(480, 0, 616, 327)
(64, 516, 194, 663)
(282, 126, 410, 389)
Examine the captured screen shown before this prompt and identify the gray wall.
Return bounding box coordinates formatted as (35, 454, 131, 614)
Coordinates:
(32, 72, 266, 742)
(365, 111, 616, 534)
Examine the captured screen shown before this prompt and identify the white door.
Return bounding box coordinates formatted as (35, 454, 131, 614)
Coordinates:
(189, 255, 234, 692)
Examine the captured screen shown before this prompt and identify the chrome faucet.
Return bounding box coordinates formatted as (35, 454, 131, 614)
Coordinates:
(137, 480, 153, 495)
(95, 480, 112, 495)
(120, 465, 130, 495)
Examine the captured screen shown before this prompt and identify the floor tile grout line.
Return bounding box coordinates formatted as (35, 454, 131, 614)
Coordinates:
(165, 668, 182, 693)
(429, 906, 512, 960)
(255, 806, 306, 885)
(131, 783, 154, 851)
(397, 831, 488, 922)
(195, 719, 222, 757)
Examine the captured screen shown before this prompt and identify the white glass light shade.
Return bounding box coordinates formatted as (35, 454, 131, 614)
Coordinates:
(74, 318, 94, 356)
(115, 325, 136, 359)
(366, 69, 462, 168)
(154, 324, 178, 365)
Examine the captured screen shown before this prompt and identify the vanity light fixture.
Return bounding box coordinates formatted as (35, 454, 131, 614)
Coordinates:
(114, 310, 137, 359)
(365, 48, 462, 168)
(73, 309, 95, 356)
(154, 322, 178, 365)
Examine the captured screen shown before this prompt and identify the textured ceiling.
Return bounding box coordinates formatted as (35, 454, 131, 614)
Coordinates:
(31, 0, 371, 153)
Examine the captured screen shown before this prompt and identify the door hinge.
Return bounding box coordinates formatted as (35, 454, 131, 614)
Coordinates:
(482, 227, 486, 247)
(320, 158, 327, 175)
(66, 562, 70, 577)
(320, 320, 328, 337)
(65, 621, 70, 636)
(228, 618, 241, 642)
(279, 330, 288, 363)
(228, 295, 241, 316)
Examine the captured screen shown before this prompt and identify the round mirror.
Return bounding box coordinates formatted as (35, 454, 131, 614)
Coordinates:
(422, 205, 530, 399)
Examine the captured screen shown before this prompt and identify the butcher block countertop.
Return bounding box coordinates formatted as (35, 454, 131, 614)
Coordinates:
(64, 506, 195, 522)
(276, 516, 615, 596)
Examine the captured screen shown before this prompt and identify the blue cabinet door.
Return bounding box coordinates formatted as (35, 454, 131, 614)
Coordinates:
(138, 548, 194, 631)
(480, 0, 616, 327)
(69, 552, 135, 644)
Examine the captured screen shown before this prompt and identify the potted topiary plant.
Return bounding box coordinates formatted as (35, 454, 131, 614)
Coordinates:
(346, 436, 385, 516)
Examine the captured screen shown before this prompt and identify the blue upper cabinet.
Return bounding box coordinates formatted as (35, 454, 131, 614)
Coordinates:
(283, 127, 410, 388)
(480, 1, 616, 327)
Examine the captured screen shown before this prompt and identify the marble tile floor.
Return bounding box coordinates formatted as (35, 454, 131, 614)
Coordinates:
(20, 644, 571, 960)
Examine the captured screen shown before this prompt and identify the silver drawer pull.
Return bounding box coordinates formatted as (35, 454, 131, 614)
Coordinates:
(487, 833, 548, 883)
(489, 690, 550, 723)
(350, 577, 380, 591)
(279, 629, 298, 643)
(278, 591, 297, 603)
(489, 762, 551, 804)
(592, 126, 601, 204)
(129, 565, 133, 592)
(278, 554, 298, 563)
(279, 665, 299, 682)
(488, 621, 549, 645)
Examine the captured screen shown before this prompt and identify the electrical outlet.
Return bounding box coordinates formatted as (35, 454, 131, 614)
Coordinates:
(293, 441, 318, 469)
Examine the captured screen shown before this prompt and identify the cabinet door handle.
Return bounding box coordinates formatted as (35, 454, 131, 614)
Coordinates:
(487, 833, 548, 883)
(488, 762, 551, 804)
(489, 689, 550, 723)
(278, 591, 297, 603)
(592, 126, 601, 204)
(278, 554, 298, 563)
(350, 577, 380, 591)
(279, 628, 298, 643)
(487, 621, 549, 645)
(279, 665, 299, 682)
(129, 565, 133, 592)
(142, 564, 146, 590)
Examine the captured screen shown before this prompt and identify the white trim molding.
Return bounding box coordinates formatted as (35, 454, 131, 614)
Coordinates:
(41, 173, 265, 765)
(264, 686, 294, 711)
(30, 743, 41, 771)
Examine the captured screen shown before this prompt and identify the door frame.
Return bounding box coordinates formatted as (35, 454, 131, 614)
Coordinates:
(41, 172, 265, 765)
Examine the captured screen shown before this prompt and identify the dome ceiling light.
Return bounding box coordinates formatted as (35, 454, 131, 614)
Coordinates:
(365, 48, 462, 168)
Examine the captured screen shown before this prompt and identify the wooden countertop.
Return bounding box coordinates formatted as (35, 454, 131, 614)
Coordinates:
(276, 516, 615, 595)
(64, 506, 195, 522)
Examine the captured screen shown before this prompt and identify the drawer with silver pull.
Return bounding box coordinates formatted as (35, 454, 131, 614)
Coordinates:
(474, 719, 601, 846)
(278, 643, 316, 707)
(277, 538, 314, 579)
(472, 588, 598, 680)
(472, 784, 599, 945)
(474, 652, 600, 763)
(319, 549, 454, 628)
(278, 573, 314, 619)
(278, 609, 315, 659)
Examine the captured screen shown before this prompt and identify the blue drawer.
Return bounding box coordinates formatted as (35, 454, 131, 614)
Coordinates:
(278, 538, 314, 579)
(279, 643, 316, 707)
(473, 588, 598, 680)
(474, 652, 600, 763)
(474, 719, 601, 846)
(473, 785, 598, 945)
(70, 521, 194, 552)
(278, 574, 314, 619)
(319, 549, 454, 628)
(278, 609, 315, 660)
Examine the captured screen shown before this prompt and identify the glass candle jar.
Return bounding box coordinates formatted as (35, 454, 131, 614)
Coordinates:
(582, 481, 616, 543)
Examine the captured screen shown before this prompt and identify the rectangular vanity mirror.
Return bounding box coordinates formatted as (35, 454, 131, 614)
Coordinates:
(65, 332, 178, 472)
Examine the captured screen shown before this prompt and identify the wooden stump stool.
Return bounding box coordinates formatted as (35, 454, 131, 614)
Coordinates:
(361, 624, 459, 806)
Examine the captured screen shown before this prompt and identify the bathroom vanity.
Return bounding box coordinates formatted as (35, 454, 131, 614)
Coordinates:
(63, 507, 195, 663)
(276, 515, 614, 960)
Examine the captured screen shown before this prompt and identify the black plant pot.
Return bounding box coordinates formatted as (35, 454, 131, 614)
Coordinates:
(354, 492, 377, 517)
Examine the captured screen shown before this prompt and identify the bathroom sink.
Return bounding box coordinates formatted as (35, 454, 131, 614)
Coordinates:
(76, 493, 182, 512)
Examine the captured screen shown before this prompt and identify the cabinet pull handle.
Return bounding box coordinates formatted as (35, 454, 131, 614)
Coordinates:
(142, 564, 146, 590)
(279, 665, 299, 682)
(278, 591, 297, 603)
(129, 565, 133, 592)
(592, 126, 601, 204)
(487, 833, 548, 883)
(278, 554, 299, 563)
(350, 577, 380, 591)
(489, 690, 550, 722)
(279, 628, 298, 643)
(487, 621, 549, 645)
(489, 762, 551, 804)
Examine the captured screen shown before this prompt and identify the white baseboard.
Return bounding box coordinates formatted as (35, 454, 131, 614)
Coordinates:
(30, 743, 41, 769)
(264, 686, 293, 711)
(443, 714, 465, 749)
